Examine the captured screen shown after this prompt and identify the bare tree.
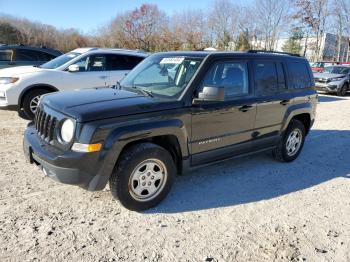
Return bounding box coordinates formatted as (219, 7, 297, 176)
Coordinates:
(293, 0, 329, 61)
(336, 0, 350, 61)
(253, 0, 290, 51)
(332, 0, 346, 61)
(171, 9, 206, 50)
(0, 14, 90, 52)
(122, 4, 167, 51)
(208, 0, 235, 50)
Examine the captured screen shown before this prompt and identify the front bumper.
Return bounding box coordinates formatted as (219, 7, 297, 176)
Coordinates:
(23, 124, 110, 191)
(0, 83, 20, 109)
(314, 82, 341, 93)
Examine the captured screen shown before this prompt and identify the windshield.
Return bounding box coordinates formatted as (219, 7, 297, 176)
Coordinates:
(120, 55, 203, 99)
(312, 62, 322, 68)
(39, 52, 81, 69)
(312, 62, 337, 68)
(324, 66, 350, 74)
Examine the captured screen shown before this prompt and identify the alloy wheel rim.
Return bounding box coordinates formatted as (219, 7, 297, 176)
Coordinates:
(286, 129, 302, 156)
(128, 159, 167, 202)
(29, 95, 41, 114)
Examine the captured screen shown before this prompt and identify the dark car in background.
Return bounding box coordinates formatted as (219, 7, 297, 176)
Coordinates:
(0, 44, 62, 69)
(310, 61, 339, 73)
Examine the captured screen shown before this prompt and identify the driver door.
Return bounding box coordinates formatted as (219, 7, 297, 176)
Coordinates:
(61, 54, 109, 91)
(191, 60, 257, 166)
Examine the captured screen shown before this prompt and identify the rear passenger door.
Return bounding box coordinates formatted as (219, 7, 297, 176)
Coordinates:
(252, 60, 291, 150)
(105, 54, 144, 85)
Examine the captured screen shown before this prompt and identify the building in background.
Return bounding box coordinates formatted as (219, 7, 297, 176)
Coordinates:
(276, 33, 349, 62)
(250, 33, 349, 62)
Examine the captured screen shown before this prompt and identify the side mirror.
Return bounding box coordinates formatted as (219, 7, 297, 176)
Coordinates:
(68, 64, 80, 72)
(193, 86, 225, 104)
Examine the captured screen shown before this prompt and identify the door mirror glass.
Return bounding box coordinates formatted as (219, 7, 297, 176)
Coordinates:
(68, 64, 80, 72)
(193, 86, 225, 104)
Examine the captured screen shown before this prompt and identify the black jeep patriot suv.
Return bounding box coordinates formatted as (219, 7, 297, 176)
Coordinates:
(23, 50, 317, 211)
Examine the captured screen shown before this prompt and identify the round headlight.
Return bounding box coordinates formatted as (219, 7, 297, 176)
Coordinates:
(60, 119, 75, 143)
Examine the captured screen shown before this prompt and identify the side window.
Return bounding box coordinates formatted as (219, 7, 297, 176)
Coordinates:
(202, 61, 249, 99)
(287, 62, 312, 89)
(73, 55, 106, 72)
(253, 61, 279, 95)
(15, 49, 40, 61)
(0, 49, 13, 61)
(106, 55, 144, 71)
(124, 56, 144, 70)
(37, 52, 55, 62)
(276, 63, 286, 90)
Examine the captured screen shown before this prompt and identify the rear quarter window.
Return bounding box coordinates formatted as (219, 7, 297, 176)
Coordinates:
(0, 49, 13, 61)
(287, 62, 312, 89)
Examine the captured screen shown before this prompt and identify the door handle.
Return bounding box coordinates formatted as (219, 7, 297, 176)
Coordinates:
(99, 76, 108, 79)
(280, 99, 291, 106)
(239, 105, 254, 112)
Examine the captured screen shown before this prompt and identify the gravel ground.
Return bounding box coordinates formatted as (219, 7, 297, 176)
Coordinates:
(0, 94, 349, 262)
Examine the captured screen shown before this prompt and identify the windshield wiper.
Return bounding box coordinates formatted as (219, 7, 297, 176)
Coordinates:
(132, 85, 154, 97)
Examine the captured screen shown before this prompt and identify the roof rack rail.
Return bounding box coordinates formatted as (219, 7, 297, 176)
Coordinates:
(247, 50, 301, 57)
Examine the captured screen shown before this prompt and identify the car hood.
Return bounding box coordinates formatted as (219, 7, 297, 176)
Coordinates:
(313, 72, 346, 79)
(0, 66, 45, 77)
(42, 88, 182, 122)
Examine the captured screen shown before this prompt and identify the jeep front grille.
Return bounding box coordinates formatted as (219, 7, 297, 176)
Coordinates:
(34, 107, 57, 142)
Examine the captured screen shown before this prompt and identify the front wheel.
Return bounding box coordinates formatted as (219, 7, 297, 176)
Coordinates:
(22, 89, 51, 120)
(336, 83, 348, 96)
(109, 143, 176, 211)
(273, 119, 306, 162)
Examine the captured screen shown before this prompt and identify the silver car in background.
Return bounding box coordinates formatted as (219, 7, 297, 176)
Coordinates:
(314, 65, 350, 96)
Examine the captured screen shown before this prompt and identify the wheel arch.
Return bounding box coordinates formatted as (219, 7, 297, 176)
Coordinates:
(18, 84, 58, 108)
(281, 104, 313, 136)
(118, 135, 184, 174)
(101, 119, 189, 178)
(291, 113, 311, 135)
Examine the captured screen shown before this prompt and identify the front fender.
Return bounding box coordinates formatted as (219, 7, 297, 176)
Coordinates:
(93, 118, 189, 183)
(106, 119, 189, 156)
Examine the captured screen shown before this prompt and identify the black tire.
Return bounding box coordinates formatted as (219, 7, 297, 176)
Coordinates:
(273, 119, 306, 162)
(22, 89, 51, 120)
(109, 143, 176, 211)
(336, 83, 348, 96)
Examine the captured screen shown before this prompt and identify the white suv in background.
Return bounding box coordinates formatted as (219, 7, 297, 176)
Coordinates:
(0, 48, 147, 119)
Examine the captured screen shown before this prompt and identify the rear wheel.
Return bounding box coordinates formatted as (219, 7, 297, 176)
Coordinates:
(273, 119, 306, 162)
(109, 143, 176, 211)
(22, 89, 51, 120)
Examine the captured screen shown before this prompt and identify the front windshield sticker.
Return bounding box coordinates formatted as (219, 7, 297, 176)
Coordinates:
(160, 57, 185, 64)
